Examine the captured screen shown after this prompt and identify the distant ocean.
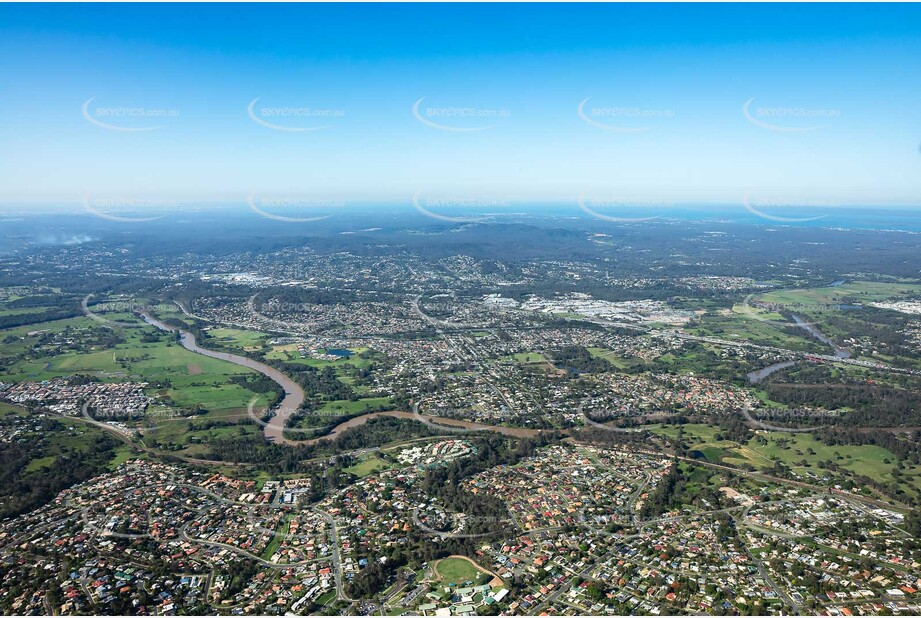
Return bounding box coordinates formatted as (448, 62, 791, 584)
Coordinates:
(540, 204, 921, 232)
(3, 204, 921, 235)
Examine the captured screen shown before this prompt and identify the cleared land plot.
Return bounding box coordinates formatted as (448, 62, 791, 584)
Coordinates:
(317, 397, 392, 414)
(292, 397, 395, 430)
(587, 347, 645, 370)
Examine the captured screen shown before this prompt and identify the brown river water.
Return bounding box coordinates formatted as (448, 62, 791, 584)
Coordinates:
(142, 314, 539, 445)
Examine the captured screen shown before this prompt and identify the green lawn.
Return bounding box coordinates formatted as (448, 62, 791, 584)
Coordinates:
(0, 307, 48, 317)
(316, 397, 392, 414)
(345, 456, 390, 477)
(435, 557, 487, 585)
(205, 327, 269, 351)
(587, 347, 644, 370)
(261, 515, 292, 560)
(509, 352, 547, 364)
(0, 316, 96, 360)
(0, 402, 27, 418)
(24, 455, 57, 473)
(107, 446, 141, 469)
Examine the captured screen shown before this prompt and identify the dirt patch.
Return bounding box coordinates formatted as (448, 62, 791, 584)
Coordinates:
(542, 362, 567, 377)
(187, 364, 203, 375)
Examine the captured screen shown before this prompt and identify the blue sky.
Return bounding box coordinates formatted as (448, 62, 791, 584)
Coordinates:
(1, 3, 920, 210)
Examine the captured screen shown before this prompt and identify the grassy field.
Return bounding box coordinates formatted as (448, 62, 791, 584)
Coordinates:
(651, 424, 742, 464)
(317, 397, 392, 414)
(290, 397, 395, 431)
(23, 455, 57, 473)
(435, 556, 488, 585)
(0, 316, 99, 360)
(745, 281, 921, 368)
(675, 461, 721, 496)
(0, 288, 67, 323)
(755, 281, 921, 306)
(0, 295, 389, 457)
(688, 310, 824, 353)
(107, 446, 141, 469)
(587, 347, 645, 370)
(205, 327, 269, 351)
(0, 307, 48, 317)
(146, 409, 267, 454)
(648, 423, 921, 499)
(0, 401, 119, 474)
(261, 515, 292, 560)
(0, 401, 27, 418)
(344, 455, 390, 477)
(0, 315, 265, 410)
(151, 303, 197, 329)
(509, 352, 547, 364)
(0, 310, 274, 454)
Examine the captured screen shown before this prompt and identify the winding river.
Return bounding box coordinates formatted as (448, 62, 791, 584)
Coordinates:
(746, 360, 797, 384)
(141, 313, 539, 445)
(792, 314, 851, 359)
(141, 313, 305, 444)
(747, 315, 851, 384)
(299, 410, 541, 445)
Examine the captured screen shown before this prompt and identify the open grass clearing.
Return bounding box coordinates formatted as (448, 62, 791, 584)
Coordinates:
(647, 422, 921, 499)
(434, 556, 490, 586)
(345, 456, 390, 477)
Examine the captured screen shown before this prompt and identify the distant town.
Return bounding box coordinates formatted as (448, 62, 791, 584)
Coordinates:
(0, 210, 920, 616)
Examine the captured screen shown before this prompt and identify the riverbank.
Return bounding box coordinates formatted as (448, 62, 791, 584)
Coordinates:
(142, 313, 540, 446)
(294, 409, 543, 445)
(792, 314, 851, 359)
(141, 313, 306, 444)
